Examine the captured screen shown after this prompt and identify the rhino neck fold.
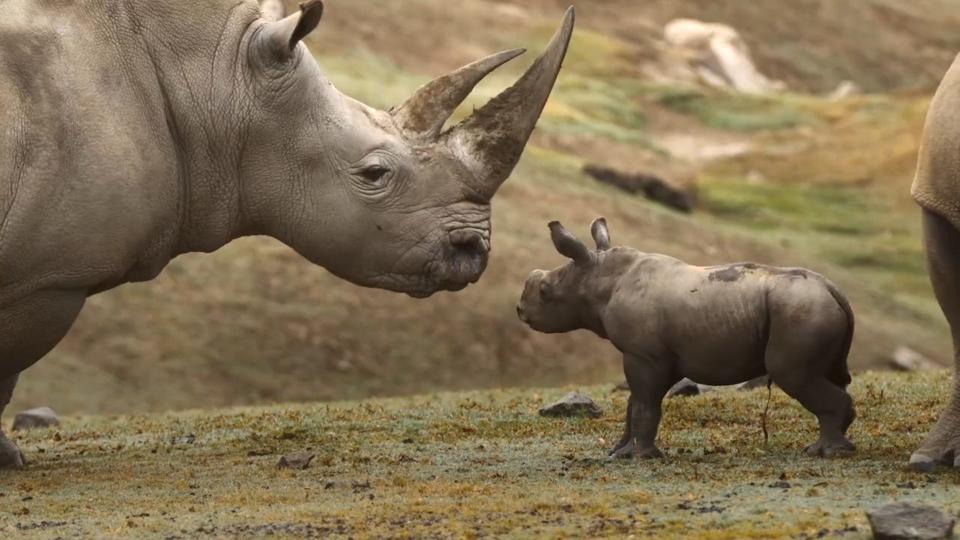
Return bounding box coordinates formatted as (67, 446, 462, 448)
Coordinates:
(124, 0, 263, 256)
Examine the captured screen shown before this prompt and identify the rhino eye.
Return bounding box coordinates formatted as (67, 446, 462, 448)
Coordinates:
(359, 165, 391, 184)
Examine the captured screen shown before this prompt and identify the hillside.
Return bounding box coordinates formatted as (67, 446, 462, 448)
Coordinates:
(10, 0, 960, 414)
(1, 372, 956, 538)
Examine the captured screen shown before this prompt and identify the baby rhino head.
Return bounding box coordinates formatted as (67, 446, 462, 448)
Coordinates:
(517, 218, 612, 333)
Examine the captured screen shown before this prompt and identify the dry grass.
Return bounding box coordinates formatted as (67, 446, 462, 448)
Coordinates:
(3, 371, 959, 538)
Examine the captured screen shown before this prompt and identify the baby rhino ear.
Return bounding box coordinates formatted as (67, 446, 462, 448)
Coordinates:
(591, 217, 610, 251)
(549, 221, 594, 266)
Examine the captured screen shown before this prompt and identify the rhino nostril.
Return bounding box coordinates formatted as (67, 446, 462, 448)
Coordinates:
(449, 229, 489, 258)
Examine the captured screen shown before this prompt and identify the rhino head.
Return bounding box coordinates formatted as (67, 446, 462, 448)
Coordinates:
(517, 218, 613, 334)
(240, 1, 575, 298)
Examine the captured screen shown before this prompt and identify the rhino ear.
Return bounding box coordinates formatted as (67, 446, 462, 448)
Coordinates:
(259, 0, 287, 21)
(549, 221, 594, 266)
(258, 0, 323, 61)
(591, 217, 611, 251)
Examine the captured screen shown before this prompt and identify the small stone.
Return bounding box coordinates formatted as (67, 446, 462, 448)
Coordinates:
(12, 407, 60, 431)
(866, 502, 955, 540)
(611, 381, 630, 393)
(667, 379, 700, 398)
(276, 451, 315, 470)
(538, 392, 602, 419)
(890, 347, 941, 372)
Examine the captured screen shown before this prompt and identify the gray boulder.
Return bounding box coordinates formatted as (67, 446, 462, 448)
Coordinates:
(667, 378, 701, 398)
(12, 407, 60, 431)
(539, 392, 603, 419)
(866, 501, 955, 540)
(277, 452, 315, 470)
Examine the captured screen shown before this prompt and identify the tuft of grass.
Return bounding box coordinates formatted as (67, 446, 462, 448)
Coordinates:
(2, 372, 957, 538)
(652, 87, 816, 132)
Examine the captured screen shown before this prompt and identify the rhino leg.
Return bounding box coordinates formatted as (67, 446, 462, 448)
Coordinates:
(0, 290, 86, 469)
(0, 374, 24, 469)
(610, 353, 675, 460)
(911, 210, 960, 471)
(608, 394, 634, 457)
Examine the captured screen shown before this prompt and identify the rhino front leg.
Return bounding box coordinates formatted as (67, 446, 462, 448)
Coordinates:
(911, 210, 960, 470)
(610, 353, 676, 460)
(0, 290, 87, 469)
(0, 373, 24, 469)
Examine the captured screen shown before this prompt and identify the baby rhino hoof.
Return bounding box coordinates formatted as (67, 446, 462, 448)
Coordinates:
(608, 441, 663, 461)
(804, 438, 855, 458)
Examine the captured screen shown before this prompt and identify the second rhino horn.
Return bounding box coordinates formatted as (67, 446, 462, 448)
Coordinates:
(392, 49, 526, 140)
(447, 7, 575, 200)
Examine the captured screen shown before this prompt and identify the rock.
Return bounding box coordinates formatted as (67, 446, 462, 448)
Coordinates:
(276, 451, 315, 470)
(663, 18, 786, 94)
(866, 501, 955, 540)
(12, 407, 60, 431)
(828, 80, 862, 101)
(538, 392, 603, 419)
(583, 164, 695, 213)
(738, 375, 771, 391)
(667, 378, 700, 398)
(612, 381, 630, 393)
(890, 347, 941, 372)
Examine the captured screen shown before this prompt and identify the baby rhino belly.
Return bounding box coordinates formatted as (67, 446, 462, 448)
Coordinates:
(669, 295, 767, 386)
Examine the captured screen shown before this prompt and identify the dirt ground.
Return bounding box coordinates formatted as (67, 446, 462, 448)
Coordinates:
(2, 371, 958, 538)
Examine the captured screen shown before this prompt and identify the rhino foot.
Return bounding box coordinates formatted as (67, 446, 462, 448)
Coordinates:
(804, 438, 855, 458)
(909, 444, 960, 472)
(608, 441, 663, 461)
(0, 432, 25, 469)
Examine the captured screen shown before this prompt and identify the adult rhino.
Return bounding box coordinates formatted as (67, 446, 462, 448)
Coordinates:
(910, 53, 960, 470)
(0, 0, 575, 467)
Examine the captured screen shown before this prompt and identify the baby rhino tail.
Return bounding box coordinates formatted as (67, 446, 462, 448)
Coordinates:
(823, 278, 854, 388)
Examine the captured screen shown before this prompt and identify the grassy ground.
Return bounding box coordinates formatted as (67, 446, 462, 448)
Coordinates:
(2, 371, 959, 538)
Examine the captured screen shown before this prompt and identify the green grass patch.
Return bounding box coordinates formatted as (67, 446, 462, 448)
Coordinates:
(652, 87, 816, 132)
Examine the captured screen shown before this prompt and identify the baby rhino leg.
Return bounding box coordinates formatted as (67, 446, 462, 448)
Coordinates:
(609, 353, 677, 460)
(766, 330, 854, 457)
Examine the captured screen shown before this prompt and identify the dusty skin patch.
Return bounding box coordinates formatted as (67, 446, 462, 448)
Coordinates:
(1, 371, 959, 538)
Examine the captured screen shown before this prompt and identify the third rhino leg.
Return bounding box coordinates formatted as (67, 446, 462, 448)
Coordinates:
(610, 353, 676, 460)
(911, 210, 960, 470)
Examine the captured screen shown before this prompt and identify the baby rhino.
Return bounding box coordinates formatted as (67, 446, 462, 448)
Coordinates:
(517, 218, 856, 459)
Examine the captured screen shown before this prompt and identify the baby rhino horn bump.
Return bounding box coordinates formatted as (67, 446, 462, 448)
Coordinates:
(591, 217, 610, 251)
(447, 7, 575, 199)
(549, 220, 592, 265)
(392, 49, 526, 140)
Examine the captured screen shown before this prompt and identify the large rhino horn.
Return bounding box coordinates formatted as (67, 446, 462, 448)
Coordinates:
(393, 49, 526, 140)
(447, 7, 575, 199)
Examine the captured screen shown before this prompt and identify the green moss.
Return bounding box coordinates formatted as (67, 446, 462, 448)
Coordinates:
(653, 87, 816, 132)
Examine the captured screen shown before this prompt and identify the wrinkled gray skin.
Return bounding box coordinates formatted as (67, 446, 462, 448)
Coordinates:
(907, 53, 960, 471)
(517, 218, 856, 460)
(0, 0, 575, 468)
